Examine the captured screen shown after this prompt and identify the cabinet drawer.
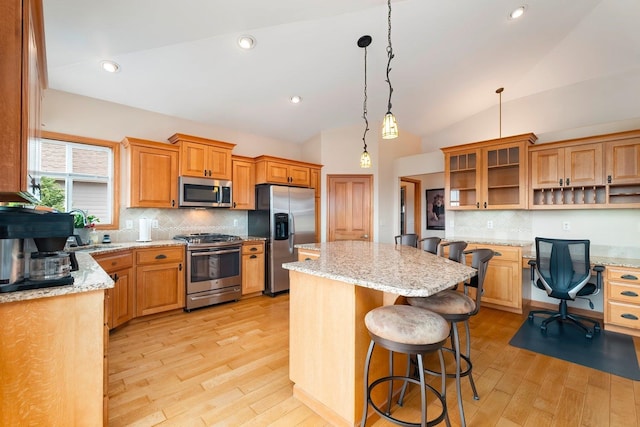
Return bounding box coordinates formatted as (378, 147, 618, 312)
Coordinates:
(607, 301, 640, 329)
(467, 244, 520, 262)
(94, 251, 133, 271)
(136, 246, 184, 265)
(608, 282, 640, 304)
(607, 267, 640, 284)
(242, 242, 264, 255)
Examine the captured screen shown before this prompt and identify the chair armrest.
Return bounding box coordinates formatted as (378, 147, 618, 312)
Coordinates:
(528, 259, 537, 282)
(593, 264, 605, 289)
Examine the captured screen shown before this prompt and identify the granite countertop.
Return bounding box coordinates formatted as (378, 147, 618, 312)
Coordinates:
(0, 252, 114, 304)
(284, 241, 477, 297)
(521, 249, 640, 269)
(67, 239, 186, 255)
(445, 237, 533, 248)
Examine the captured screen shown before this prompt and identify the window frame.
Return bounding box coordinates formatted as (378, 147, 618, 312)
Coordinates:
(39, 131, 120, 230)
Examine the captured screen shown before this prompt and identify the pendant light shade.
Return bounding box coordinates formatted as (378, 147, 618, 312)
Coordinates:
(358, 35, 373, 168)
(381, 112, 398, 139)
(381, 0, 398, 139)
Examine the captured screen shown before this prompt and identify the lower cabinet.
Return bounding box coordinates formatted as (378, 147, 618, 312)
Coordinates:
(135, 246, 185, 316)
(466, 243, 523, 314)
(94, 251, 135, 329)
(242, 240, 265, 295)
(298, 248, 321, 261)
(604, 266, 640, 337)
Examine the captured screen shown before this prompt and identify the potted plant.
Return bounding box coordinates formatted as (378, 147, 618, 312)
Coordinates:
(73, 212, 100, 245)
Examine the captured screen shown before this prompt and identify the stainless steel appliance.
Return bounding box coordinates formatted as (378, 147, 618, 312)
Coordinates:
(248, 184, 316, 296)
(0, 207, 77, 293)
(179, 176, 232, 208)
(173, 233, 243, 311)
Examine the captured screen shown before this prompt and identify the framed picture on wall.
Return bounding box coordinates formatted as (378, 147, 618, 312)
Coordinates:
(426, 188, 445, 230)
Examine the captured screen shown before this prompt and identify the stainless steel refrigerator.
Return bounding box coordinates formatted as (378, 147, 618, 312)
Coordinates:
(248, 184, 316, 296)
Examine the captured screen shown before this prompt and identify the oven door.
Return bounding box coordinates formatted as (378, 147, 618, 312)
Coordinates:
(187, 246, 241, 293)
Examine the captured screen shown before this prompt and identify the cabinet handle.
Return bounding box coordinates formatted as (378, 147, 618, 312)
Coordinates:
(111, 273, 119, 282)
(607, 175, 612, 184)
(204, 169, 207, 176)
(304, 257, 312, 261)
(493, 251, 502, 257)
(621, 274, 638, 280)
(179, 263, 183, 271)
(155, 254, 167, 259)
(250, 247, 258, 251)
(621, 291, 639, 298)
(566, 178, 570, 186)
(476, 202, 480, 209)
(208, 170, 212, 177)
(250, 255, 257, 259)
(233, 202, 236, 208)
(171, 199, 175, 207)
(621, 313, 639, 321)
(484, 201, 487, 209)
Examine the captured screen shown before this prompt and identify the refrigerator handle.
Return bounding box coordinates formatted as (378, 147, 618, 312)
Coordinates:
(288, 213, 295, 254)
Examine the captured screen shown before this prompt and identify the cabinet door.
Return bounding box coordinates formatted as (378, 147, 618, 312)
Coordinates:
(481, 260, 521, 311)
(242, 253, 265, 294)
(265, 161, 291, 184)
(130, 145, 178, 208)
(606, 138, 640, 184)
(111, 267, 135, 328)
(208, 146, 232, 180)
(530, 148, 564, 189)
(484, 142, 526, 209)
(136, 263, 185, 316)
(289, 165, 311, 187)
(232, 159, 255, 210)
(564, 143, 603, 186)
(445, 149, 481, 210)
(180, 141, 209, 177)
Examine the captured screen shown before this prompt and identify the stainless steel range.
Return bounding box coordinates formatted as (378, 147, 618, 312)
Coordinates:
(173, 233, 243, 311)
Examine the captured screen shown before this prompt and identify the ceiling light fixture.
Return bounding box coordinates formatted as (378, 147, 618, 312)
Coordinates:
(100, 60, 120, 73)
(289, 95, 302, 104)
(381, 0, 398, 139)
(496, 87, 504, 138)
(238, 35, 256, 50)
(358, 35, 372, 169)
(509, 5, 526, 20)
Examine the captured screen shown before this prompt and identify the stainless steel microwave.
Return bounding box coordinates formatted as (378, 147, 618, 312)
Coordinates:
(179, 176, 232, 208)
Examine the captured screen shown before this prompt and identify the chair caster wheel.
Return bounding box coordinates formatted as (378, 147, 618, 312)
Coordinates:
(586, 332, 593, 339)
(594, 325, 601, 333)
(528, 314, 534, 321)
(540, 325, 547, 334)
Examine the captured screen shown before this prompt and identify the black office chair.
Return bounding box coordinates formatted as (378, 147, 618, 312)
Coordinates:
(527, 237, 605, 339)
(418, 237, 441, 254)
(394, 233, 418, 248)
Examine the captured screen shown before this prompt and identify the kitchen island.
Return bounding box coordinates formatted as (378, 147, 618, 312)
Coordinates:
(283, 241, 477, 427)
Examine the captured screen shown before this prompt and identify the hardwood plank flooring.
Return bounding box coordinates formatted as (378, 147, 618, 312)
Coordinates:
(108, 295, 640, 426)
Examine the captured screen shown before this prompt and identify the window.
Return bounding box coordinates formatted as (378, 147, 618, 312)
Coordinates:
(28, 131, 120, 229)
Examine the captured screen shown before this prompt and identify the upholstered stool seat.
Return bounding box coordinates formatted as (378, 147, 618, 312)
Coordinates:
(360, 305, 451, 427)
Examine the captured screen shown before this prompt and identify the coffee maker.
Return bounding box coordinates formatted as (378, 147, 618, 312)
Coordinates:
(0, 207, 77, 293)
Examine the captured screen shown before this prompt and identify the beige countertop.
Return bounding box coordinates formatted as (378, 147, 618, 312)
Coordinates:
(285, 241, 477, 297)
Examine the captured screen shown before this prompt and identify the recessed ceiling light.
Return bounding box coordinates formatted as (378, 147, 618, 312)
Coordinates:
(289, 95, 302, 104)
(509, 5, 527, 20)
(238, 35, 256, 50)
(100, 60, 120, 73)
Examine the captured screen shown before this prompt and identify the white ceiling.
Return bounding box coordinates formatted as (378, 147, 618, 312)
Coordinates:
(42, 0, 640, 144)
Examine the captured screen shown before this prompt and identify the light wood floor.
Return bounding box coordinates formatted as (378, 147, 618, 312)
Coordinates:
(108, 294, 640, 426)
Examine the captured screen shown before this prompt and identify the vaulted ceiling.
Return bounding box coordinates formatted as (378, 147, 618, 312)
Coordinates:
(43, 0, 640, 144)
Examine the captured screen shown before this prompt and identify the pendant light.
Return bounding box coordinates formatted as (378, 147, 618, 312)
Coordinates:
(381, 0, 398, 139)
(358, 35, 372, 168)
(496, 87, 504, 138)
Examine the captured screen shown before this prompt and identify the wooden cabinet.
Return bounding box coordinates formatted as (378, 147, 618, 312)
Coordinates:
(242, 241, 265, 295)
(254, 156, 322, 187)
(604, 266, 640, 337)
(0, 0, 45, 202)
(94, 251, 135, 329)
(232, 156, 255, 210)
(135, 246, 185, 316)
(298, 248, 321, 261)
(310, 167, 322, 242)
(169, 133, 235, 180)
(529, 130, 640, 208)
(123, 137, 179, 208)
(442, 134, 536, 210)
(466, 243, 523, 314)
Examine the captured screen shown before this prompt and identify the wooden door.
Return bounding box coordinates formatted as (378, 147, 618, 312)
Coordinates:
(231, 157, 255, 210)
(111, 267, 134, 328)
(327, 175, 373, 241)
(208, 146, 232, 180)
(444, 149, 481, 209)
(180, 141, 208, 177)
(606, 138, 640, 184)
(530, 147, 564, 189)
(564, 143, 603, 186)
(130, 144, 178, 208)
(136, 263, 185, 316)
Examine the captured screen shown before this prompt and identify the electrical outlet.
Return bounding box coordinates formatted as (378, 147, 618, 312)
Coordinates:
(487, 220, 493, 229)
(233, 219, 238, 227)
(151, 219, 159, 229)
(562, 221, 570, 231)
(125, 220, 133, 229)
(449, 219, 454, 229)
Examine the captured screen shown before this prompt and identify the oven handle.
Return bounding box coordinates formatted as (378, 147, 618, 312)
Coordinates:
(189, 287, 241, 300)
(191, 248, 241, 256)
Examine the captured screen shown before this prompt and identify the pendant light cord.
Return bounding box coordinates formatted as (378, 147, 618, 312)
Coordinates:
(362, 44, 369, 152)
(385, 0, 394, 114)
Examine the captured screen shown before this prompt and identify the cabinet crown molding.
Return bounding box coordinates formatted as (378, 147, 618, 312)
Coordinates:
(441, 133, 537, 153)
(168, 133, 236, 150)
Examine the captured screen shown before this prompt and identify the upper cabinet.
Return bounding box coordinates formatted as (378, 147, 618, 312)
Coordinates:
(442, 134, 537, 210)
(528, 130, 640, 209)
(0, 0, 46, 202)
(231, 156, 255, 210)
(122, 137, 179, 208)
(168, 133, 235, 180)
(254, 156, 322, 188)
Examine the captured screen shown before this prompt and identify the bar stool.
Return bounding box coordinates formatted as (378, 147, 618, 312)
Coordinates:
(419, 237, 442, 254)
(406, 248, 494, 427)
(360, 304, 451, 427)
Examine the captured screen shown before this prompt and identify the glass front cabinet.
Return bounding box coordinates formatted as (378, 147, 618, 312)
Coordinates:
(443, 133, 537, 210)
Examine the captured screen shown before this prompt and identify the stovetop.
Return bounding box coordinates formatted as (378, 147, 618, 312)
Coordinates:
(173, 233, 243, 245)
